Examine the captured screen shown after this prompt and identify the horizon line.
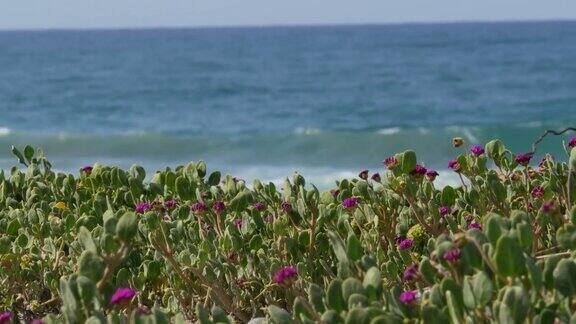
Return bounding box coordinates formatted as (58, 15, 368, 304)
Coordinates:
(0, 17, 575, 33)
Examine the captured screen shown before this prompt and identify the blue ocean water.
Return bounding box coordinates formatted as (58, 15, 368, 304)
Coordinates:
(0, 21, 575, 187)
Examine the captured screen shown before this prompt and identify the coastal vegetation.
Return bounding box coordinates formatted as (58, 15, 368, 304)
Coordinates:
(2, 134, 576, 323)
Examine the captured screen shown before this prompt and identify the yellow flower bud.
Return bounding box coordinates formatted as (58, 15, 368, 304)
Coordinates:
(407, 224, 424, 240)
(55, 201, 68, 210)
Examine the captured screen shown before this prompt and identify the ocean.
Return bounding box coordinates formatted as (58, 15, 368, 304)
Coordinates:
(0, 21, 575, 188)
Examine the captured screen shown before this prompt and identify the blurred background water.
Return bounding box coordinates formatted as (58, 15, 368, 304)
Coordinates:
(0, 21, 575, 187)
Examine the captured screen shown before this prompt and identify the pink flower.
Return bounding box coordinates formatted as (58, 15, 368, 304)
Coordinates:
(402, 263, 419, 282)
(0, 311, 12, 324)
(468, 222, 482, 230)
(448, 159, 461, 172)
(538, 156, 548, 168)
(569, 136, 576, 148)
(273, 266, 298, 286)
(438, 206, 450, 216)
(515, 152, 533, 166)
(191, 201, 207, 214)
(110, 287, 136, 305)
(135, 202, 151, 214)
(398, 238, 413, 250)
(411, 164, 427, 176)
(281, 201, 292, 213)
(233, 219, 243, 229)
(444, 248, 461, 263)
(542, 200, 554, 213)
(371, 173, 381, 182)
(469, 145, 485, 156)
(358, 170, 369, 180)
(383, 156, 398, 169)
(531, 186, 544, 198)
(342, 197, 359, 209)
(426, 170, 439, 181)
(399, 290, 418, 304)
(164, 199, 177, 209)
(81, 165, 93, 174)
(253, 202, 266, 211)
(213, 201, 226, 213)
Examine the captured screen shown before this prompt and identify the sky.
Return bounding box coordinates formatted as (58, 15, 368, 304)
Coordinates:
(1, 0, 575, 30)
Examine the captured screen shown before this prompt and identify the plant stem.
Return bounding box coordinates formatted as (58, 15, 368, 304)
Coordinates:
(97, 243, 128, 291)
(536, 251, 571, 260)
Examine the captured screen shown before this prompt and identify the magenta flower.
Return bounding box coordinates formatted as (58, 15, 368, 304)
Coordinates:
(468, 222, 482, 230)
(233, 218, 243, 229)
(110, 287, 136, 305)
(531, 186, 544, 198)
(538, 157, 546, 168)
(514, 152, 533, 166)
(135, 202, 151, 214)
(527, 201, 534, 212)
(358, 170, 369, 180)
(426, 170, 439, 181)
(191, 201, 207, 214)
(383, 156, 398, 169)
(542, 200, 554, 213)
(469, 145, 485, 156)
(448, 159, 461, 172)
(281, 201, 293, 213)
(395, 236, 406, 245)
(342, 197, 359, 209)
(253, 202, 266, 211)
(444, 248, 461, 263)
(273, 266, 298, 286)
(81, 165, 93, 174)
(264, 214, 274, 223)
(402, 263, 419, 282)
(399, 290, 418, 304)
(164, 199, 176, 210)
(438, 206, 450, 216)
(398, 238, 413, 250)
(330, 189, 340, 198)
(371, 173, 381, 182)
(569, 136, 576, 148)
(0, 311, 12, 324)
(213, 201, 225, 213)
(411, 164, 427, 176)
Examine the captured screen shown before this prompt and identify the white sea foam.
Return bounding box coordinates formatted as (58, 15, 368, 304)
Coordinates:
(462, 128, 479, 144)
(376, 127, 401, 135)
(445, 126, 479, 144)
(434, 169, 467, 188)
(225, 165, 462, 190)
(417, 127, 430, 135)
(0, 127, 11, 136)
(294, 127, 321, 135)
(519, 121, 543, 128)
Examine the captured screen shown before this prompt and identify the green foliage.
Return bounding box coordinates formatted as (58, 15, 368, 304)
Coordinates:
(2, 139, 576, 323)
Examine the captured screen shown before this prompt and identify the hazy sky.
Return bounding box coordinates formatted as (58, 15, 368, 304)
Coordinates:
(1, 0, 575, 30)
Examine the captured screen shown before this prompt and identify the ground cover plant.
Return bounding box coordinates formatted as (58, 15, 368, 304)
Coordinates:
(2, 131, 576, 323)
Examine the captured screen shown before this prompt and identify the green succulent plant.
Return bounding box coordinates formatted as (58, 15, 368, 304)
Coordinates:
(2, 136, 576, 323)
